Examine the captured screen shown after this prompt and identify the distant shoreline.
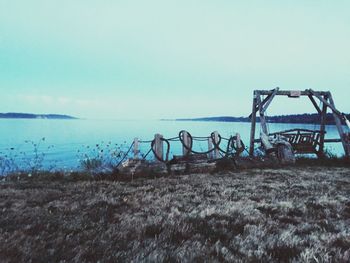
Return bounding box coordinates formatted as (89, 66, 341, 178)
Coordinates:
(0, 113, 78, 120)
(164, 113, 350, 126)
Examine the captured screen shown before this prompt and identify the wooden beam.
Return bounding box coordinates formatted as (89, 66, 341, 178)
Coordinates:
(324, 138, 342, 143)
(308, 89, 343, 117)
(328, 94, 350, 156)
(257, 94, 268, 135)
(182, 131, 191, 156)
(255, 138, 342, 143)
(249, 89, 276, 119)
(236, 133, 242, 149)
(154, 134, 164, 162)
(213, 131, 220, 159)
(256, 89, 329, 96)
(318, 95, 328, 156)
(261, 87, 279, 114)
(249, 93, 258, 156)
(308, 95, 322, 115)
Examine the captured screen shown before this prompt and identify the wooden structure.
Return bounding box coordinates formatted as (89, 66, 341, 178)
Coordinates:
(269, 129, 323, 156)
(249, 88, 350, 157)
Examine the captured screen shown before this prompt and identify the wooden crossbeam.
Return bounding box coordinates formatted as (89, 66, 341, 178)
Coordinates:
(307, 89, 343, 117)
(256, 93, 268, 135)
(328, 93, 350, 156)
(319, 95, 328, 156)
(249, 94, 257, 156)
(248, 89, 277, 119)
(261, 88, 279, 114)
(308, 95, 322, 114)
(256, 90, 329, 96)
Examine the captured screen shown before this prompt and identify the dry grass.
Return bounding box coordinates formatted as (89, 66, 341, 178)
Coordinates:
(1, 167, 350, 262)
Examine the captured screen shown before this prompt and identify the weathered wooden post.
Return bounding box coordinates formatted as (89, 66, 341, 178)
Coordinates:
(182, 131, 191, 156)
(319, 95, 328, 156)
(133, 138, 139, 159)
(328, 94, 350, 157)
(213, 131, 220, 159)
(249, 92, 258, 156)
(236, 133, 242, 150)
(208, 137, 213, 159)
(154, 133, 164, 161)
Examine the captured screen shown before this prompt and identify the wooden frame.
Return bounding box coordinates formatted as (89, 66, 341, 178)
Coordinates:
(249, 88, 350, 157)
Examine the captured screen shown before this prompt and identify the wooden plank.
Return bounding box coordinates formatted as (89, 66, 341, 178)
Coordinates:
(345, 115, 350, 130)
(308, 90, 343, 117)
(324, 138, 342, 143)
(213, 131, 220, 159)
(308, 95, 322, 114)
(318, 95, 328, 155)
(248, 88, 277, 119)
(254, 138, 342, 143)
(154, 134, 164, 162)
(261, 87, 279, 114)
(256, 89, 329, 96)
(249, 93, 258, 156)
(182, 131, 191, 156)
(236, 133, 242, 149)
(269, 128, 322, 135)
(289, 90, 302, 98)
(328, 94, 350, 156)
(257, 94, 268, 134)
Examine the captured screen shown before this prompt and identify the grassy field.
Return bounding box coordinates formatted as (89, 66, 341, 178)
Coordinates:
(1, 167, 350, 262)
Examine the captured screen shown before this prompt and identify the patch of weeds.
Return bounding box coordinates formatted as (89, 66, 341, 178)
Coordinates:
(305, 201, 328, 219)
(187, 214, 247, 244)
(331, 237, 350, 251)
(77, 141, 130, 175)
(296, 155, 350, 167)
(257, 206, 279, 217)
(278, 216, 300, 225)
(214, 157, 237, 172)
(144, 224, 163, 238)
(287, 208, 304, 217)
(68, 172, 92, 181)
(267, 244, 301, 262)
(317, 220, 337, 233)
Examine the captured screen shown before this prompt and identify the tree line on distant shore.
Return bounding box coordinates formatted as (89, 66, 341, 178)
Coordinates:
(0, 113, 76, 119)
(176, 113, 350, 125)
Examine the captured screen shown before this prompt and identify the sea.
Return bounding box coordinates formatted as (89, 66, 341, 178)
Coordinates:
(0, 119, 346, 174)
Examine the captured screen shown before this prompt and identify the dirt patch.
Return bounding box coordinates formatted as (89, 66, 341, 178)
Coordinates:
(1, 167, 350, 262)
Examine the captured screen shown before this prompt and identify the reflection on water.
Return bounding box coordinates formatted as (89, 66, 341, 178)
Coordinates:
(0, 119, 347, 170)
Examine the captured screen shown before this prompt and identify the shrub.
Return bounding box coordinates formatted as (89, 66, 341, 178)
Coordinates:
(77, 141, 131, 174)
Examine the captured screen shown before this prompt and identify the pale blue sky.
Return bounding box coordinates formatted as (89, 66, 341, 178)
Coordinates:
(0, 0, 349, 119)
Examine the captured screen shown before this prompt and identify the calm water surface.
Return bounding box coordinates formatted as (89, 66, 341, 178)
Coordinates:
(0, 119, 346, 171)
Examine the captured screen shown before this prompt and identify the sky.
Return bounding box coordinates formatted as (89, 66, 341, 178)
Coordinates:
(0, 0, 349, 119)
